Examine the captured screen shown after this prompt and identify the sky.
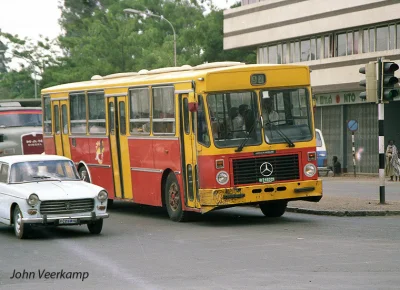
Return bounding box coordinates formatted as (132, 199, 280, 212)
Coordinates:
(0, 0, 238, 42)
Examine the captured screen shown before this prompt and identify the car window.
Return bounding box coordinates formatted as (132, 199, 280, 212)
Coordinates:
(9, 160, 80, 183)
(316, 131, 322, 147)
(0, 164, 9, 183)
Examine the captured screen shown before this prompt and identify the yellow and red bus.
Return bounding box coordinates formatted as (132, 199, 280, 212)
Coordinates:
(41, 62, 322, 221)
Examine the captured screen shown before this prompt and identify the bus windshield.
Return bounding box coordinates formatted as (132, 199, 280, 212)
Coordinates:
(207, 91, 262, 148)
(0, 110, 42, 128)
(261, 88, 312, 144)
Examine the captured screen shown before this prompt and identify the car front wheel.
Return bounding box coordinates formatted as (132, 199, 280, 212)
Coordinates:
(87, 219, 103, 234)
(13, 206, 29, 239)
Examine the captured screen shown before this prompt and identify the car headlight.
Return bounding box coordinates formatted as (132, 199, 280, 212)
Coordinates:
(216, 171, 229, 185)
(27, 193, 40, 206)
(304, 163, 317, 177)
(97, 190, 108, 202)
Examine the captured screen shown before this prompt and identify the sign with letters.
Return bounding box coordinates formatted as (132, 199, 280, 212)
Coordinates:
(314, 90, 400, 107)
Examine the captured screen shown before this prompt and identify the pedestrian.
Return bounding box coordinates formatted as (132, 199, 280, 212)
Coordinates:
(384, 140, 400, 181)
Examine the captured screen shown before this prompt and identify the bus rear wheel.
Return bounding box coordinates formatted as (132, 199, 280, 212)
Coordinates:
(259, 201, 287, 217)
(164, 173, 187, 222)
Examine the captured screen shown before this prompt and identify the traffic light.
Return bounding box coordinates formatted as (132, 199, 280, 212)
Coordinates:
(380, 60, 399, 103)
(359, 62, 377, 102)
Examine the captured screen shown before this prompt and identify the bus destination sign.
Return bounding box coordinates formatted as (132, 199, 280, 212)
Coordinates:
(250, 74, 266, 86)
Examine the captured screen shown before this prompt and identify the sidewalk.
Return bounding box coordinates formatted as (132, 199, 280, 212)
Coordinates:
(287, 176, 400, 216)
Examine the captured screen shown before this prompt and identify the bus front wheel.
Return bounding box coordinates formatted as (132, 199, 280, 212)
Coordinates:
(259, 201, 287, 217)
(164, 173, 187, 222)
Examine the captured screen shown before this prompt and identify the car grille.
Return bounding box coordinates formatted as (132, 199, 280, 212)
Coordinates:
(40, 199, 94, 215)
(232, 154, 300, 185)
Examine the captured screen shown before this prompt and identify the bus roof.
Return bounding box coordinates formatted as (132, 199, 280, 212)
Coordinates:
(41, 62, 310, 94)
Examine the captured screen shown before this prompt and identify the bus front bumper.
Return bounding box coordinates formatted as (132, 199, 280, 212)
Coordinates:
(199, 179, 323, 213)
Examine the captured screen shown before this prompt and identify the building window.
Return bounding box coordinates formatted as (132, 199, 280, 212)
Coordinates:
(268, 45, 277, 64)
(88, 91, 106, 134)
(347, 32, 353, 55)
(369, 29, 375, 52)
(376, 26, 389, 51)
(397, 24, 400, 49)
(324, 36, 331, 58)
(129, 87, 150, 134)
(282, 43, 287, 64)
(363, 29, 369, 53)
(277, 44, 283, 64)
(389, 25, 396, 50)
(336, 33, 346, 56)
(70, 93, 87, 134)
(152, 86, 175, 134)
(316, 37, 321, 60)
(353, 30, 359, 54)
(300, 39, 310, 61)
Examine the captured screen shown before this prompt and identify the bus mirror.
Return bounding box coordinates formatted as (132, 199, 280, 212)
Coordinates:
(0, 134, 3, 142)
(189, 102, 198, 112)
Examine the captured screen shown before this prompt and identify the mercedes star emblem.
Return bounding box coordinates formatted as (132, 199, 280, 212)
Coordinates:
(260, 162, 273, 177)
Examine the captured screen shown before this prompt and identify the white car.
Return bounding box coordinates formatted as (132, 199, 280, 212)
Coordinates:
(0, 154, 109, 239)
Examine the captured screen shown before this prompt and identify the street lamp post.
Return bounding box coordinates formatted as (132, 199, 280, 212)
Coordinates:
(124, 8, 177, 67)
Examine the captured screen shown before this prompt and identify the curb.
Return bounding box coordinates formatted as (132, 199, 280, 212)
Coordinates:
(287, 207, 400, 217)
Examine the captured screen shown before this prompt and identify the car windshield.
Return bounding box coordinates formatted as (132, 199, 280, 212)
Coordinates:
(261, 88, 312, 144)
(9, 160, 80, 183)
(206, 91, 262, 148)
(0, 110, 42, 128)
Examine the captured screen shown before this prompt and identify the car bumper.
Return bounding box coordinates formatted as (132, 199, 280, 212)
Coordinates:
(21, 212, 109, 224)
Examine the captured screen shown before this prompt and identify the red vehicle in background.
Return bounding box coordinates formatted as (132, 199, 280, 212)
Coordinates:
(0, 101, 44, 156)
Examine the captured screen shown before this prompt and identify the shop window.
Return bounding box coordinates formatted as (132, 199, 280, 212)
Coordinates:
(376, 26, 389, 52)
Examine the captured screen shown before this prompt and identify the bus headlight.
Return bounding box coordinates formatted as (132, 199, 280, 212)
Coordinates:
(27, 193, 40, 206)
(97, 190, 108, 202)
(216, 171, 229, 185)
(304, 163, 317, 177)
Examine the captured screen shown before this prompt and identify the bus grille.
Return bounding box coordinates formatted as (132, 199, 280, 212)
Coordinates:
(40, 199, 94, 215)
(232, 154, 300, 185)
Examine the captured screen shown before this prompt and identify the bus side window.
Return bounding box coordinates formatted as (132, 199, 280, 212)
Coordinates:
(197, 95, 210, 146)
(129, 88, 150, 134)
(88, 92, 106, 134)
(70, 93, 87, 134)
(152, 86, 175, 134)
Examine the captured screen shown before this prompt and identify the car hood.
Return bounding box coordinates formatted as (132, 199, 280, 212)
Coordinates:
(11, 181, 101, 201)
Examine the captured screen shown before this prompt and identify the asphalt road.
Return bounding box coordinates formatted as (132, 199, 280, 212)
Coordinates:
(0, 203, 399, 290)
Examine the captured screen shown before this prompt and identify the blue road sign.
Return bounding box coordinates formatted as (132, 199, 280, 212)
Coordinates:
(347, 119, 358, 132)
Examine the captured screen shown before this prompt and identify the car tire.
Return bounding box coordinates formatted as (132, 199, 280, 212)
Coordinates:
(13, 205, 29, 239)
(259, 201, 287, 217)
(164, 173, 188, 222)
(87, 219, 103, 234)
(79, 167, 91, 183)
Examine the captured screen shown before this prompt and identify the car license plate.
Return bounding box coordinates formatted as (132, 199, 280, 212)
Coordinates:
(59, 218, 78, 224)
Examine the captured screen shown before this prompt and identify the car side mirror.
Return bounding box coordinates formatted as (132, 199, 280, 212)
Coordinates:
(0, 134, 3, 142)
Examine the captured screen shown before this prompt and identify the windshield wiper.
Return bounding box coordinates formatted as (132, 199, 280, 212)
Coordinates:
(32, 175, 61, 181)
(264, 121, 295, 148)
(235, 118, 258, 152)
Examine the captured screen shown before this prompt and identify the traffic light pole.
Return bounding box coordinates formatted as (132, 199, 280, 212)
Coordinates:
(377, 58, 385, 204)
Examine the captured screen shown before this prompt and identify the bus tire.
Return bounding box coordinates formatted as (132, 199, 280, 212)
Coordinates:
(259, 201, 287, 217)
(164, 172, 187, 222)
(79, 167, 91, 183)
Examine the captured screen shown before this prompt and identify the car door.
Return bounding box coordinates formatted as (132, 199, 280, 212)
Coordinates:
(0, 163, 10, 222)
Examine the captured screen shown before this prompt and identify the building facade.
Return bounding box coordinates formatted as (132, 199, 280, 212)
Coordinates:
(224, 0, 400, 173)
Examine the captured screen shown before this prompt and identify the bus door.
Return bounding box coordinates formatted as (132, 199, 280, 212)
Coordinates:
(180, 93, 199, 208)
(51, 99, 71, 158)
(107, 95, 132, 199)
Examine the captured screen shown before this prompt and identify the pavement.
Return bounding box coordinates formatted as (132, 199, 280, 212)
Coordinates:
(287, 175, 400, 217)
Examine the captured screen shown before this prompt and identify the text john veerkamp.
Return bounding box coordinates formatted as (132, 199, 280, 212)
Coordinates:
(10, 269, 89, 281)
